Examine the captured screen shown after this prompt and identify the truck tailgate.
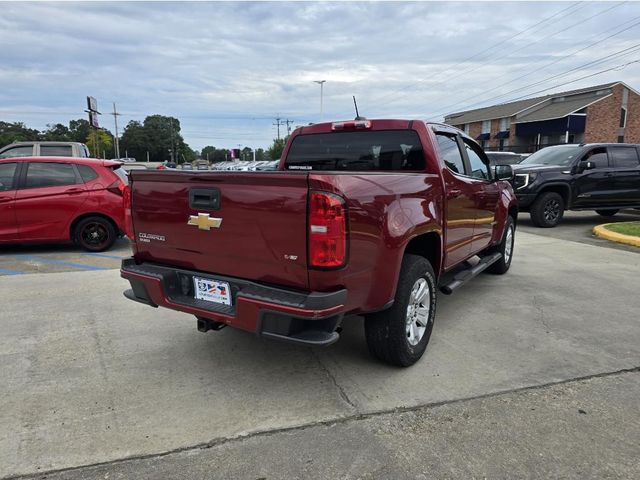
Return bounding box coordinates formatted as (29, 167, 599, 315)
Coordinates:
(129, 171, 309, 289)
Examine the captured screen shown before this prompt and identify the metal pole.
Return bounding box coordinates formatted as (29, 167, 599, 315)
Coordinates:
(112, 102, 120, 159)
(314, 80, 326, 122)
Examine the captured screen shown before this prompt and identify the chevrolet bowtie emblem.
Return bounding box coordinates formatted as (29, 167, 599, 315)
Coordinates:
(188, 213, 223, 231)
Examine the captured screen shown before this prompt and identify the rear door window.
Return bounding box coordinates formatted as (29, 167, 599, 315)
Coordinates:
(610, 146, 640, 168)
(25, 162, 78, 188)
(0, 145, 33, 159)
(0, 163, 18, 191)
(40, 145, 73, 156)
(285, 130, 425, 171)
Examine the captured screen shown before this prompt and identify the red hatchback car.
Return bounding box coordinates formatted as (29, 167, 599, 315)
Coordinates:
(0, 156, 127, 251)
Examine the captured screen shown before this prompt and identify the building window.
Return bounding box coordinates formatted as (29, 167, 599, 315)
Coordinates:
(499, 117, 510, 131)
(481, 120, 491, 134)
(618, 135, 625, 143)
(620, 107, 627, 128)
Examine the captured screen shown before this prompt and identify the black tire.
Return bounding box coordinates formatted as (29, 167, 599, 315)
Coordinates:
(530, 191, 564, 228)
(595, 209, 619, 217)
(74, 216, 117, 252)
(364, 255, 436, 367)
(484, 216, 515, 275)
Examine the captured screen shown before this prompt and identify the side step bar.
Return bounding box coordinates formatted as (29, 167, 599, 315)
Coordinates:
(439, 252, 502, 295)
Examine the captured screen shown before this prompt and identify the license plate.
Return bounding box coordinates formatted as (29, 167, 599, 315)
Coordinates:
(193, 277, 232, 306)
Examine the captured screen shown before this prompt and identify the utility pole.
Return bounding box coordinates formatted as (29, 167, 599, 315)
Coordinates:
(110, 102, 121, 159)
(168, 118, 175, 162)
(273, 117, 284, 140)
(285, 119, 294, 136)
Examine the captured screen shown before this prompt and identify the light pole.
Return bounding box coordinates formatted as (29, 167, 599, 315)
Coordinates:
(314, 80, 326, 122)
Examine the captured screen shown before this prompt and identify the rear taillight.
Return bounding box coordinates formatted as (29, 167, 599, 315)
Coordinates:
(308, 191, 347, 268)
(123, 185, 135, 240)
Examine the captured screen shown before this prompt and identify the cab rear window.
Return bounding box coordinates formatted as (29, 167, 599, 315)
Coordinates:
(285, 130, 425, 171)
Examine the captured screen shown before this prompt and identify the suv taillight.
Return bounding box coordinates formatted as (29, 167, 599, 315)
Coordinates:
(106, 180, 127, 196)
(308, 191, 347, 269)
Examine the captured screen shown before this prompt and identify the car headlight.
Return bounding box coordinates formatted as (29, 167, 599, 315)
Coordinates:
(514, 173, 537, 190)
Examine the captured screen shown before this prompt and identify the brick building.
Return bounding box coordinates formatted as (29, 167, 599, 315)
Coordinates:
(444, 81, 640, 152)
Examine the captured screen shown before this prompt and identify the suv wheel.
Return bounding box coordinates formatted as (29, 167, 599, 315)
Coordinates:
(484, 216, 515, 275)
(530, 192, 564, 228)
(365, 254, 436, 367)
(595, 209, 619, 217)
(74, 216, 117, 252)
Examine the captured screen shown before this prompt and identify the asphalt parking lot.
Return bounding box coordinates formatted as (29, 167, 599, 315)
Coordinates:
(1, 215, 639, 479)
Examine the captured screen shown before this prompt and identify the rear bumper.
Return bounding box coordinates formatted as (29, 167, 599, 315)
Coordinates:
(120, 258, 347, 346)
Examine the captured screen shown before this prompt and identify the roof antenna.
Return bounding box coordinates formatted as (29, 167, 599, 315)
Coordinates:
(353, 96, 365, 120)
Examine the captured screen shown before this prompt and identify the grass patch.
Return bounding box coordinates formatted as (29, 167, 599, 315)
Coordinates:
(604, 221, 640, 237)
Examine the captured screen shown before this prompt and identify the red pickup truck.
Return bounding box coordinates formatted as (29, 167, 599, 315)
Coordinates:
(121, 120, 517, 366)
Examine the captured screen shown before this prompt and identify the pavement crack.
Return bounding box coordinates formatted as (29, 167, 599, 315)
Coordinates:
(310, 349, 358, 411)
(533, 295, 551, 333)
(4, 366, 639, 480)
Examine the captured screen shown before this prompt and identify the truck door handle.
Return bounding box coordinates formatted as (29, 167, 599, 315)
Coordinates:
(447, 189, 461, 198)
(189, 188, 220, 210)
(66, 187, 84, 194)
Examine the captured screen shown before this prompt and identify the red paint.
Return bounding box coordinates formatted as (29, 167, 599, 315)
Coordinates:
(123, 120, 516, 332)
(0, 157, 126, 245)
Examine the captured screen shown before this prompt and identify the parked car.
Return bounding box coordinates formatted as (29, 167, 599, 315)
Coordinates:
(0, 141, 91, 159)
(485, 151, 524, 165)
(121, 119, 517, 367)
(0, 156, 127, 251)
(117, 157, 137, 163)
(157, 162, 177, 170)
(513, 143, 640, 227)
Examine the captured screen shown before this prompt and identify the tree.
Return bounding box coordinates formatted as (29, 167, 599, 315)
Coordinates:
(0, 121, 41, 148)
(42, 123, 71, 141)
(241, 146, 252, 161)
(86, 129, 113, 158)
(255, 148, 266, 161)
(267, 137, 286, 160)
(120, 120, 148, 161)
(69, 119, 91, 143)
(201, 146, 229, 163)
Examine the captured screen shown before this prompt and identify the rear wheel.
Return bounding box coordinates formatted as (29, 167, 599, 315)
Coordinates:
(530, 191, 564, 228)
(74, 216, 117, 252)
(484, 216, 515, 275)
(365, 255, 436, 367)
(595, 209, 619, 217)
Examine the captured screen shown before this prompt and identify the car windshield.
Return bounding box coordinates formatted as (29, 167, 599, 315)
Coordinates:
(520, 146, 583, 166)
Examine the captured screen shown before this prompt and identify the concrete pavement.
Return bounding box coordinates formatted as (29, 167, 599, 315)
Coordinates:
(1, 230, 639, 478)
(21, 370, 640, 480)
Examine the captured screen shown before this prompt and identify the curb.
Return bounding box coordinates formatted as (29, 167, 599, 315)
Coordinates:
(593, 223, 640, 248)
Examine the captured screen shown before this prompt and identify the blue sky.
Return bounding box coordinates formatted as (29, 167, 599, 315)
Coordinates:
(1, 1, 640, 151)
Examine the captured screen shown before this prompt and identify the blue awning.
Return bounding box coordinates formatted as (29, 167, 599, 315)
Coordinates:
(476, 133, 490, 140)
(495, 130, 510, 139)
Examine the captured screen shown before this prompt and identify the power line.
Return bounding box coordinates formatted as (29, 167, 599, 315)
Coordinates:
(431, 42, 640, 120)
(374, 1, 626, 112)
(362, 1, 583, 107)
(429, 15, 640, 119)
(495, 59, 640, 104)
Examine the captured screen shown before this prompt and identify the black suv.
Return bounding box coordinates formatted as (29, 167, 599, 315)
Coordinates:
(513, 143, 640, 227)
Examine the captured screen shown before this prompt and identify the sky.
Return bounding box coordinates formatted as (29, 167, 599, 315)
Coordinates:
(1, 1, 640, 152)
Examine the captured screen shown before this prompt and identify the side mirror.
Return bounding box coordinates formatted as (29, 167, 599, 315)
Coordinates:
(494, 164, 513, 181)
